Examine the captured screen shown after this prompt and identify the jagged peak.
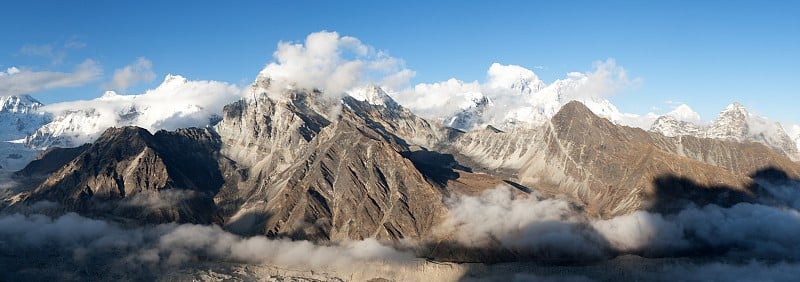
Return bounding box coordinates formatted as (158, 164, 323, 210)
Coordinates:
(555, 100, 596, 119)
(0, 94, 43, 113)
(719, 102, 749, 117)
(487, 63, 546, 93)
(347, 84, 401, 109)
(101, 90, 118, 99)
(160, 74, 188, 87)
(666, 104, 702, 123)
(96, 126, 154, 144)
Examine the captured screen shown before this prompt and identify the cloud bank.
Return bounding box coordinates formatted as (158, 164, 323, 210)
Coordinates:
(0, 212, 413, 280)
(439, 184, 800, 260)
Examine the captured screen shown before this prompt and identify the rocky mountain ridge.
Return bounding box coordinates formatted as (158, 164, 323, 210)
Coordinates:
(650, 102, 799, 161)
(10, 84, 800, 245)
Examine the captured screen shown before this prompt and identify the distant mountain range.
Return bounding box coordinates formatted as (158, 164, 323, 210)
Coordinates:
(2, 68, 800, 264)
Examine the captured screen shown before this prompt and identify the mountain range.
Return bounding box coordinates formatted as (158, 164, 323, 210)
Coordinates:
(1, 68, 799, 264)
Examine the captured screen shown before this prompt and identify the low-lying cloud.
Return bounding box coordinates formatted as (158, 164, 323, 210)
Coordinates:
(440, 185, 800, 260)
(0, 211, 413, 280)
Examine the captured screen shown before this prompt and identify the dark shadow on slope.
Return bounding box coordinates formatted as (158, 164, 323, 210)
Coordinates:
(11, 144, 91, 189)
(647, 174, 757, 215)
(503, 180, 532, 193)
(748, 166, 800, 209)
(636, 167, 798, 258)
(401, 149, 467, 187)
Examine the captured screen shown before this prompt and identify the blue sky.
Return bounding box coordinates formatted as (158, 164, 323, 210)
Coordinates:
(1, 0, 798, 123)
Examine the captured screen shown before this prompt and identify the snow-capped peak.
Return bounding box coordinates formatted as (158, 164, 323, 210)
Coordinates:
(101, 90, 118, 99)
(347, 84, 400, 109)
(665, 104, 702, 124)
(0, 95, 43, 114)
(487, 63, 546, 94)
(707, 102, 750, 140)
(159, 74, 189, 89)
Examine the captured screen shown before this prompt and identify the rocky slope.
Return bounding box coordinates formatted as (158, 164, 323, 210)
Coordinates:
(212, 81, 467, 240)
(21, 126, 223, 223)
(454, 101, 800, 217)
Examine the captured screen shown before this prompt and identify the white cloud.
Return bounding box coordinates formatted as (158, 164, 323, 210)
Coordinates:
(393, 59, 640, 130)
(665, 104, 703, 124)
(38, 74, 243, 146)
(486, 63, 544, 91)
(394, 78, 483, 120)
(105, 57, 156, 91)
(64, 37, 87, 49)
(19, 43, 66, 64)
(440, 185, 800, 260)
(0, 212, 413, 272)
(0, 60, 101, 96)
(259, 31, 413, 97)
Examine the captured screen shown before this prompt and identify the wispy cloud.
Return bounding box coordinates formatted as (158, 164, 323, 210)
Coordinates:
(0, 60, 101, 96)
(19, 43, 66, 64)
(64, 36, 87, 49)
(105, 57, 156, 91)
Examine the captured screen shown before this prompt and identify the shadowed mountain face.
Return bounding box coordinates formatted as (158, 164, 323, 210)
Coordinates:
(21, 127, 224, 223)
(10, 92, 800, 258)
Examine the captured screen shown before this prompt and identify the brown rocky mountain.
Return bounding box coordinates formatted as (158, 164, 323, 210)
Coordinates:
(454, 101, 800, 217)
(21, 126, 223, 223)
(11, 89, 800, 247)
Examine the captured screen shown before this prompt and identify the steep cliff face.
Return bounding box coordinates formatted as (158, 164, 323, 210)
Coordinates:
(23, 126, 223, 223)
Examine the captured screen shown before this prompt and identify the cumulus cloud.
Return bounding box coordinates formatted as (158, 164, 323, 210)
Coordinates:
(392, 59, 640, 130)
(665, 104, 703, 124)
(259, 31, 414, 97)
(105, 57, 156, 91)
(35, 74, 243, 147)
(0, 60, 101, 96)
(394, 78, 483, 119)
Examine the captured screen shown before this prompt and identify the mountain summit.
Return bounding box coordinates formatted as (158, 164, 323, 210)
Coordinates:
(651, 102, 799, 161)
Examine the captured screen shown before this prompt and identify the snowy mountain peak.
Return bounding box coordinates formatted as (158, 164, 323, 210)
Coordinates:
(720, 102, 749, 118)
(666, 104, 702, 123)
(708, 102, 750, 140)
(650, 115, 704, 137)
(347, 84, 400, 109)
(444, 93, 493, 131)
(487, 63, 546, 94)
(0, 95, 43, 114)
(160, 74, 189, 88)
(101, 90, 118, 99)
